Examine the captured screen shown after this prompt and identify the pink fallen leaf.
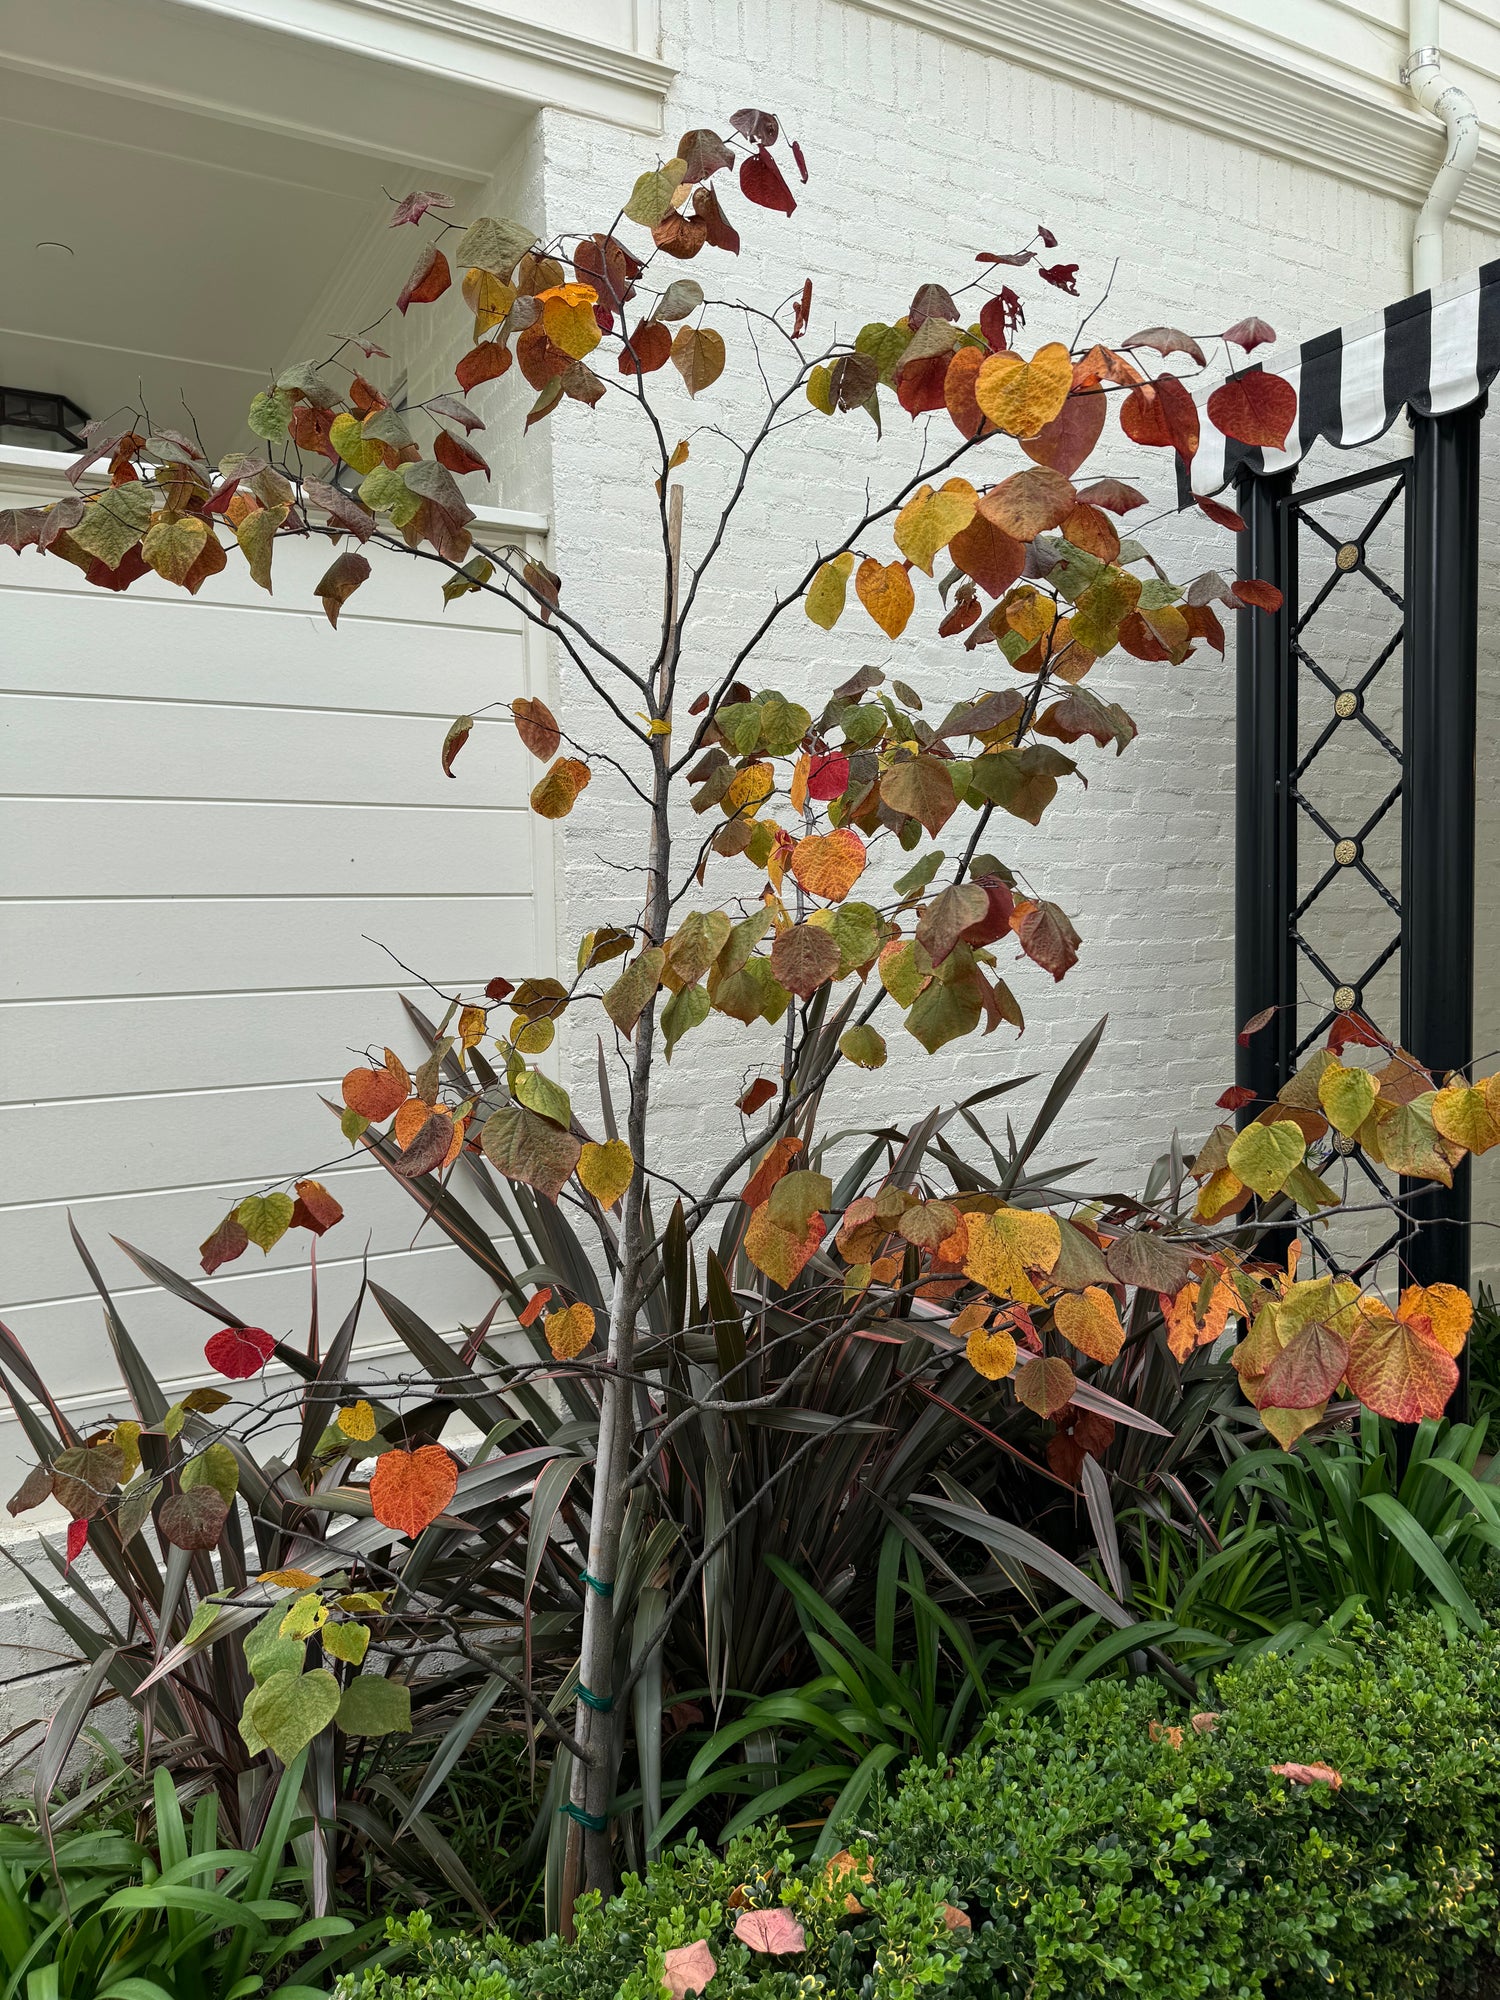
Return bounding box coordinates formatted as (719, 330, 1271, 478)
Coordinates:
(1272, 1761, 1342, 1789)
(663, 1940, 717, 1998)
(734, 1908, 805, 1954)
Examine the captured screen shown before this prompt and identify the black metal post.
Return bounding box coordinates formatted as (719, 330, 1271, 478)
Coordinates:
(1400, 404, 1482, 1419)
(1235, 470, 1298, 1114)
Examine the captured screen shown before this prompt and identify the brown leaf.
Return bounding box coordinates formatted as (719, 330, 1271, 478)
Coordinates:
(979, 466, 1075, 540)
(159, 1487, 230, 1550)
(1021, 392, 1106, 479)
(671, 325, 727, 396)
(1015, 1354, 1077, 1418)
(513, 696, 562, 759)
(200, 1213, 249, 1275)
(1208, 368, 1296, 449)
(292, 1179, 344, 1235)
(314, 551, 371, 629)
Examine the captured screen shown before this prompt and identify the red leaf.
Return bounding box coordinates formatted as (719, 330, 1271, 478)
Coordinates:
(159, 1488, 229, 1551)
(791, 138, 808, 182)
(808, 751, 849, 800)
(457, 342, 512, 392)
(292, 1178, 345, 1235)
(204, 1325, 275, 1380)
(435, 428, 491, 478)
(1016, 900, 1080, 982)
(1328, 1011, 1385, 1053)
(1232, 578, 1283, 613)
(485, 976, 514, 1002)
(66, 1518, 88, 1567)
(399, 245, 451, 315)
(370, 1443, 459, 1537)
(734, 1908, 805, 1954)
(618, 322, 672, 375)
(1217, 1084, 1257, 1110)
(200, 1214, 249, 1275)
(1196, 493, 1246, 532)
(1038, 262, 1079, 295)
(1121, 377, 1198, 460)
(896, 353, 950, 417)
(389, 189, 455, 227)
(692, 186, 740, 254)
(792, 278, 813, 339)
(1223, 316, 1276, 353)
(738, 1078, 778, 1116)
(979, 289, 1023, 351)
(1237, 1005, 1277, 1047)
(1037, 223, 1058, 248)
(1207, 367, 1296, 449)
(740, 145, 796, 215)
(519, 1287, 552, 1327)
(1074, 478, 1147, 515)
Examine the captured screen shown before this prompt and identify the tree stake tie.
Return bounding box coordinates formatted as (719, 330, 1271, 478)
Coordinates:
(577, 1683, 614, 1712)
(578, 1568, 614, 1597)
(560, 1803, 608, 1833)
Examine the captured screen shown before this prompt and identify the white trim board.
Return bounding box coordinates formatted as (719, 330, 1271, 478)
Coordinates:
(848, 0, 1500, 237)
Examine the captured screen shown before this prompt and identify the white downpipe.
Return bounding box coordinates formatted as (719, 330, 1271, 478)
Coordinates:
(1403, 0, 1481, 293)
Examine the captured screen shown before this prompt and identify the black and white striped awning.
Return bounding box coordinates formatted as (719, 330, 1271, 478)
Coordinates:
(1187, 260, 1500, 498)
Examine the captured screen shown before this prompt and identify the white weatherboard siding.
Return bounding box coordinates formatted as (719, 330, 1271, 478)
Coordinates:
(0, 449, 555, 1505)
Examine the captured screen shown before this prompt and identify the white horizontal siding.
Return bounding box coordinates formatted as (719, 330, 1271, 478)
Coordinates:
(0, 448, 551, 1496)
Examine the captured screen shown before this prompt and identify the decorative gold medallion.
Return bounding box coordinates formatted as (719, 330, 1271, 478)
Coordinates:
(1336, 542, 1360, 571)
(1334, 1132, 1357, 1156)
(1334, 690, 1358, 718)
(1334, 984, 1356, 1010)
(1334, 838, 1358, 866)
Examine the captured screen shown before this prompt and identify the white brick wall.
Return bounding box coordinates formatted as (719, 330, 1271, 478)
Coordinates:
(449, 0, 1500, 1267)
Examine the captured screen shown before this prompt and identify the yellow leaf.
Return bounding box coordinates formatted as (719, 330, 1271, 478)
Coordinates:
(965, 1322, 1018, 1380)
(462, 266, 517, 335)
(721, 762, 774, 819)
(142, 513, 210, 586)
(974, 344, 1073, 437)
(1054, 1285, 1125, 1364)
(579, 1138, 633, 1209)
(337, 1401, 378, 1442)
(1195, 1168, 1247, 1222)
(330, 412, 385, 475)
(964, 1207, 1061, 1308)
(1432, 1082, 1500, 1155)
(789, 752, 810, 816)
(855, 558, 915, 638)
(259, 1568, 322, 1591)
(539, 282, 602, 359)
(545, 1301, 596, 1359)
(893, 479, 978, 575)
(805, 551, 855, 630)
(280, 1592, 328, 1638)
(530, 757, 592, 819)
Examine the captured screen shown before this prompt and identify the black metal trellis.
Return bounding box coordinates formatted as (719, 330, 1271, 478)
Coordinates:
(1235, 405, 1483, 1414)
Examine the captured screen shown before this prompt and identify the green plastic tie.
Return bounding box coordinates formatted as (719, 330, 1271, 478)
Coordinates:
(559, 1803, 608, 1832)
(577, 1684, 614, 1713)
(578, 1568, 614, 1597)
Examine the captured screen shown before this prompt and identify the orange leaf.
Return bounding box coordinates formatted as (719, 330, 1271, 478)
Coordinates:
(292, 1178, 344, 1235)
(1162, 1276, 1236, 1363)
(519, 1287, 552, 1326)
(1271, 1761, 1342, 1790)
(1207, 368, 1296, 449)
(789, 828, 867, 903)
(978, 466, 1075, 541)
(1345, 1299, 1458, 1422)
(530, 757, 591, 819)
(744, 1205, 826, 1288)
(342, 1065, 407, 1122)
(1398, 1281, 1472, 1357)
(1053, 1285, 1124, 1364)
(1021, 390, 1107, 478)
(513, 696, 562, 759)
(370, 1444, 459, 1537)
(743, 1135, 802, 1209)
(855, 558, 915, 638)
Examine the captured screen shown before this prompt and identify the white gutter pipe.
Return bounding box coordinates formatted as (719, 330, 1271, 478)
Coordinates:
(1402, 0, 1481, 293)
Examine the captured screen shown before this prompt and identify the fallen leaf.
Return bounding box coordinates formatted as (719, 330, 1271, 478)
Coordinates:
(733, 1908, 805, 1954)
(1271, 1761, 1342, 1789)
(663, 1940, 717, 1999)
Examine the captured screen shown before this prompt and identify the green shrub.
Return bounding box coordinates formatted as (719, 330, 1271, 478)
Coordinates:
(335, 1827, 962, 2000)
(882, 1607, 1500, 1998)
(344, 1611, 1500, 2000)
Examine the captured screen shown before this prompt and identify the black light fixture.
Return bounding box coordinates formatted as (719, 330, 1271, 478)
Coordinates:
(0, 386, 91, 451)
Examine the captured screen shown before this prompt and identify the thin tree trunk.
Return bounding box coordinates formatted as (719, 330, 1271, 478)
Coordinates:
(561, 490, 683, 1920)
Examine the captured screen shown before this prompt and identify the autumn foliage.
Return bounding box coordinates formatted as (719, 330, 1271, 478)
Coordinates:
(5, 102, 1495, 1904)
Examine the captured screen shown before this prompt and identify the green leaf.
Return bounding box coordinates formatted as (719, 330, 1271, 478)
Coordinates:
(245, 1667, 341, 1762)
(358, 464, 421, 526)
(70, 484, 154, 569)
(1226, 1119, 1306, 1198)
(514, 1068, 571, 1129)
(661, 982, 711, 1061)
(839, 1025, 887, 1069)
(625, 160, 687, 227)
(342, 1108, 371, 1143)
(603, 949, 665, 1037)
(337, 1674, 412, 1738)
(248, 388, 295, 440)
(452, 214, 538, 278)
(322, 1620, 371, 1667)
(180, 1442, 239, 1505)
(893, 850, 944, 898)
(710, 956, 790, 1026)
(906, 974, 982, 1053)
(854, 320, 911, 386)
(805, 553, 855, 629)
(236, 1192, 295, 1253)
(667, 909, 732, 985)
(236, 503, 288, 593)
(755, 694, 812, 756)
(244, 1605, 308, 1689)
